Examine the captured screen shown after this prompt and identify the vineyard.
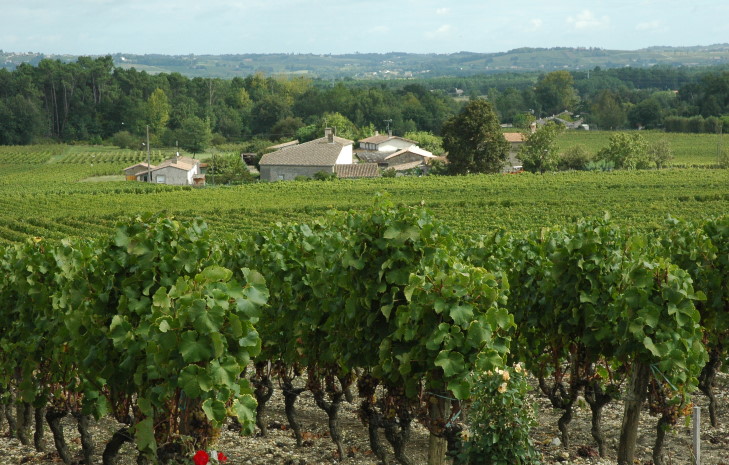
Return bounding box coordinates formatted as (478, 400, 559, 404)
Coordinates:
(0, 197, 728, 465)
(0, 142, 728, 464)
(0, 143, 728, 245)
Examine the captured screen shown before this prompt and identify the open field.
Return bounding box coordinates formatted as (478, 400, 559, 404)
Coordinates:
(0, 142, 727, 244)
(557, 130, 726, 166)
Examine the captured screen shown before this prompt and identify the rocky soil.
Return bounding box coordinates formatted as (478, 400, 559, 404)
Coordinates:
(2, 374, 728, 465)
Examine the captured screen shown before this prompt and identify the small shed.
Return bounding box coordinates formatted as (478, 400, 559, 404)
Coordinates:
(123, 162, 156, 182)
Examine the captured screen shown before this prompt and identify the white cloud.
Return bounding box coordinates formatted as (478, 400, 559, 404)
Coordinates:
(636, 20, 662, 31)
(426, 24, 453, 39)
(436, 7, 450, 15)
(370, 25, 390, 34)
(527, 18, 543, 32)
(566, 10, 610, 30)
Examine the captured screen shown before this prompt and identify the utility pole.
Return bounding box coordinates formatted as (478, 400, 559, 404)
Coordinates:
(146, 125, 151, 183)
(717, 121, 723, 167)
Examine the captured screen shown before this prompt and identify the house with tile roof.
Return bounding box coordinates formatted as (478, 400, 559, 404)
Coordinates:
(503, 132, 526, 172)
(149, 155, 204, 185)
(259, 129, 354, 181)
(123, 162, 156, 182)
(358, 133, 418, 152)
(356, 134, 436, 174)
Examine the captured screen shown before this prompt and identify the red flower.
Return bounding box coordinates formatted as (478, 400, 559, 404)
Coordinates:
(193, 450, 209, 465)
(217, 451, 228, 462)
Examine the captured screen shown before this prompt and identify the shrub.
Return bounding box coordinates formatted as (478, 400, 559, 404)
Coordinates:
(313, 170, 337, 181)
(687, 116, 705, 133)
(381, 168, 397, 178)
(456, 364, 540, 465)
(596, 132, 649, 169)
(585, 159, 615, 171)
(558, 144, 592, 171)
(647, 138, 673, 169)
(111, 130, 139, 150)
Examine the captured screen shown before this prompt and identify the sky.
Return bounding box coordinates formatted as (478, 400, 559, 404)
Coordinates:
(1, 0, 728, 56)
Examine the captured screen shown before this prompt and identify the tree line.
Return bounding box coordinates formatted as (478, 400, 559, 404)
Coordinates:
(1, 56, 729, 147)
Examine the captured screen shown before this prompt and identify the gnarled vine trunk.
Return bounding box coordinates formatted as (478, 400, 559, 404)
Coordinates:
(281, 376, 305, 447)
(74, 411, 95, 465)
(584, 380, 613, 457)
(698, 346, 721, 427)
(34, 406, 46, 452)
(46, 407, 73, 465)
(102, 427, 134, 465)
(357, 375, 389, 464)
(252, 364, 274, 436)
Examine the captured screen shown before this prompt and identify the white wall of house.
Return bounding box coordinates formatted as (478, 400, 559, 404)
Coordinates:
(335, 145, 353, 165)
(152, 165, 198, 185)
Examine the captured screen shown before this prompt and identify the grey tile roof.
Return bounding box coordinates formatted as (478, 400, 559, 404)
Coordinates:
(355, 151, 388, 163)
(259, 136, 353, 166)
(123, 162, 156, 172)
(335, 163, 381, 178)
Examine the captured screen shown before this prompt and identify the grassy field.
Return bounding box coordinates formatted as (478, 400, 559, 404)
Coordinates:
(557, 130, 726, 166)
(0, 140, 727, 244)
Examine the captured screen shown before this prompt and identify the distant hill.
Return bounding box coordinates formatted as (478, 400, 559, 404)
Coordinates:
(3, 44, 729, 79)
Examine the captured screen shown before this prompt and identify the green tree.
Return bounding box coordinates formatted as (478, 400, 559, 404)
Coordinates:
(597, 132, 650, 169)
(270, 116, 304, 141)
(441, 99, 509, 174)
(178, 116, 212, 154)
(146, 88, 171, 137)
(519, 121, 564, 173)
(627, 98, 663, 129)
(207, 153, 256, 184)
(321, 112, 358, 140)
(535, 71, 580, 116)
(558, 144, 592, 171)
(647, 138, 673, 169)
(404, 131, 444, 155)
(591, 89, 627, 129)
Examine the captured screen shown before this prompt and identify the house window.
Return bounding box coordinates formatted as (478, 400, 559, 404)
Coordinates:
(157, 175, 166, 183)
(277, 175, 284, 181)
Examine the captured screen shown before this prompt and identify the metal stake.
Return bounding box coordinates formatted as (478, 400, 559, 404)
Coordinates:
(693, 406, 700, 465)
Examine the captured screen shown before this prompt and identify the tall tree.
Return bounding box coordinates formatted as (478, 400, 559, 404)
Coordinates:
(146, 88, 171, 137)
(590, 89, 627, 129)
(519, 121, 564, 173)
(536, 71, 579, 116)
(441, 98, 509, 174)
(178, 116, 212, 154)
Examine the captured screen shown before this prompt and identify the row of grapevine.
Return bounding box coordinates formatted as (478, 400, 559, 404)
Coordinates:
(465, 215, 728, 465)
(0, 216, 266, 464)
(222, 197, 513, 464)
(0, 167, 727, 244)
(0, 203, 726, 465)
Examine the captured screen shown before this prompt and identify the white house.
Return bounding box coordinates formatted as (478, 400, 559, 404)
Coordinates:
(150, 155, 203, 185)
(358, 134, 419, 153)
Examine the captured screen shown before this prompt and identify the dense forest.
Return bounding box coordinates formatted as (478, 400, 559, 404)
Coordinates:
(1, 55, 729, 147)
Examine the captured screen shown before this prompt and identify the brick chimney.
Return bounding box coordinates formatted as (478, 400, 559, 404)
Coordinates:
(325, 127, 335, 143)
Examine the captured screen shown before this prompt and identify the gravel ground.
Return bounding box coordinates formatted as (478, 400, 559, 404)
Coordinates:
(2, 374, 728, 465)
